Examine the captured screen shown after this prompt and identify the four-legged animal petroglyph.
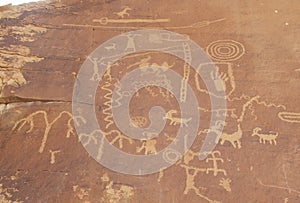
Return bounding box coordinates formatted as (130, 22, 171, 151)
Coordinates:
(251, 127, 278, 145)
(219, 124, 242, 149)
(113, 6, 132, 19)
(163, 110, 192, 127)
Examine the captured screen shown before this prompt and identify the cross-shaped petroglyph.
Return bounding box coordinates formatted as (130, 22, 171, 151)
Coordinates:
(205, 151, 227, 176)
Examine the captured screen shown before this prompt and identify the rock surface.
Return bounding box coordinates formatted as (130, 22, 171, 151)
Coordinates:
(0, 0, 299, 202)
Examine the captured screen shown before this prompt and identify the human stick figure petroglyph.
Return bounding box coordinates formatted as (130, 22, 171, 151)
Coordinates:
(163, 110, 192, 127)
(124, 34, 141, 52)
(251, 127, 278, 145)
(13, 110, 76, 153)
(205, 151, 227, 176)
(87, 56, 103, 81)
(178, 149, 225, 203)
(136, 139, 157, 155)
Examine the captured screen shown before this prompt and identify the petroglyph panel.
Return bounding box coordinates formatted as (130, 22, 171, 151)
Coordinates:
(0, 0, 299, 203)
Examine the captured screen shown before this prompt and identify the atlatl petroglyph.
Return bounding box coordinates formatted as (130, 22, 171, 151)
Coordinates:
(64, 17, 225, 30)
(93, 17, 170, 25)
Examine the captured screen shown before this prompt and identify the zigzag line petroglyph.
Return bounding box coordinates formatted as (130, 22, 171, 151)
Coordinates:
(101, 81, 114, 129)
(13, 110, 74, 153)
(255, 98, 286, 110)
(227, 94, 250, 102)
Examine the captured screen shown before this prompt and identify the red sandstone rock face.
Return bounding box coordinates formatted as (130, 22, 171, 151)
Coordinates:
(0, 0, 300, 202)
